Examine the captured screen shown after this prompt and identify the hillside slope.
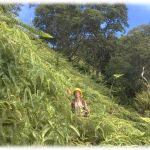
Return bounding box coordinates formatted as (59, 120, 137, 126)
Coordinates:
(0, 12, 150, 145)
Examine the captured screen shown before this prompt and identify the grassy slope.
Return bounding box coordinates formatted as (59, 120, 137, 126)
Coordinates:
(0, 13, 150, 145)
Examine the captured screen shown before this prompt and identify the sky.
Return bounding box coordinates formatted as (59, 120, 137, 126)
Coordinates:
(18, 4, 150, 35)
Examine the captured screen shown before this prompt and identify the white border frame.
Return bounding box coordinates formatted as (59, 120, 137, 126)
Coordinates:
(0, 0, 150, 4)
(0, 0, 150, 149)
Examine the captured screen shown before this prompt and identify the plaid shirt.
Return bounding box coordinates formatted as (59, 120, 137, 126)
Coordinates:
(71, 98, 89, 117)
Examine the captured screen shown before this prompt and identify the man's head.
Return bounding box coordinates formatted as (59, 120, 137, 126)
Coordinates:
(73, 88, 82, 98)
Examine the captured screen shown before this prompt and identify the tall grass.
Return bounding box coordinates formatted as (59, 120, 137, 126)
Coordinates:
(0, 11, 150, 145)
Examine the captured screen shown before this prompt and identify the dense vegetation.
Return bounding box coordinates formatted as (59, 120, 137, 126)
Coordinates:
(34, 4, 150, 111)
(34, 4, 128, 74)
(0, 5, 150, 146)
(0, 4, 21, 15)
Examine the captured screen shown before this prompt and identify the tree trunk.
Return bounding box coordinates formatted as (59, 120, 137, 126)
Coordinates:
(96, 69, 100, 78)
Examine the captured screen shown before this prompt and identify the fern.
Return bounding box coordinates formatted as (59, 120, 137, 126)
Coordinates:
(0, 12, 53, 39)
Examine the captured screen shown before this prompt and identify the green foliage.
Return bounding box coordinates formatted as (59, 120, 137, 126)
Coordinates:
(0, 12, 53, 40)
(134, 90, 150, 115)
(105, 24, 150, 104)
(0, 4, 21, 15)
(0, 11, 150, 146)
(113, 74, 124, 79)
(33, 4, 128, 76)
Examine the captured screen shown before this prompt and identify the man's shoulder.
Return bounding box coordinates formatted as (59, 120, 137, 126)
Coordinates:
(81, 99, 90, 105)
(81, 98, 86, 104)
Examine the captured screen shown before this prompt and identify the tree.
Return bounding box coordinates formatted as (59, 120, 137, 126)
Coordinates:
(105, 24, 150, 104)
(33, 4, 128, 77)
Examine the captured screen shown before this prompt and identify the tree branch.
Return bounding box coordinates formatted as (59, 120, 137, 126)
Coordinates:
(141, 66, 149, 84)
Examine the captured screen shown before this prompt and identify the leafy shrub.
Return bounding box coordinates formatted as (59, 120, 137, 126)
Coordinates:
(134, 90, 150, 114)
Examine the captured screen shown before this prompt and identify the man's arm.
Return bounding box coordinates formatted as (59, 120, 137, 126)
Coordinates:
(71, 101, 75, 113)
(83, 100, 90, 114)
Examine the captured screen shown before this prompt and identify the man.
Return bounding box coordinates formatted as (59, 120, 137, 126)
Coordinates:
(71, 88, 90, 117)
